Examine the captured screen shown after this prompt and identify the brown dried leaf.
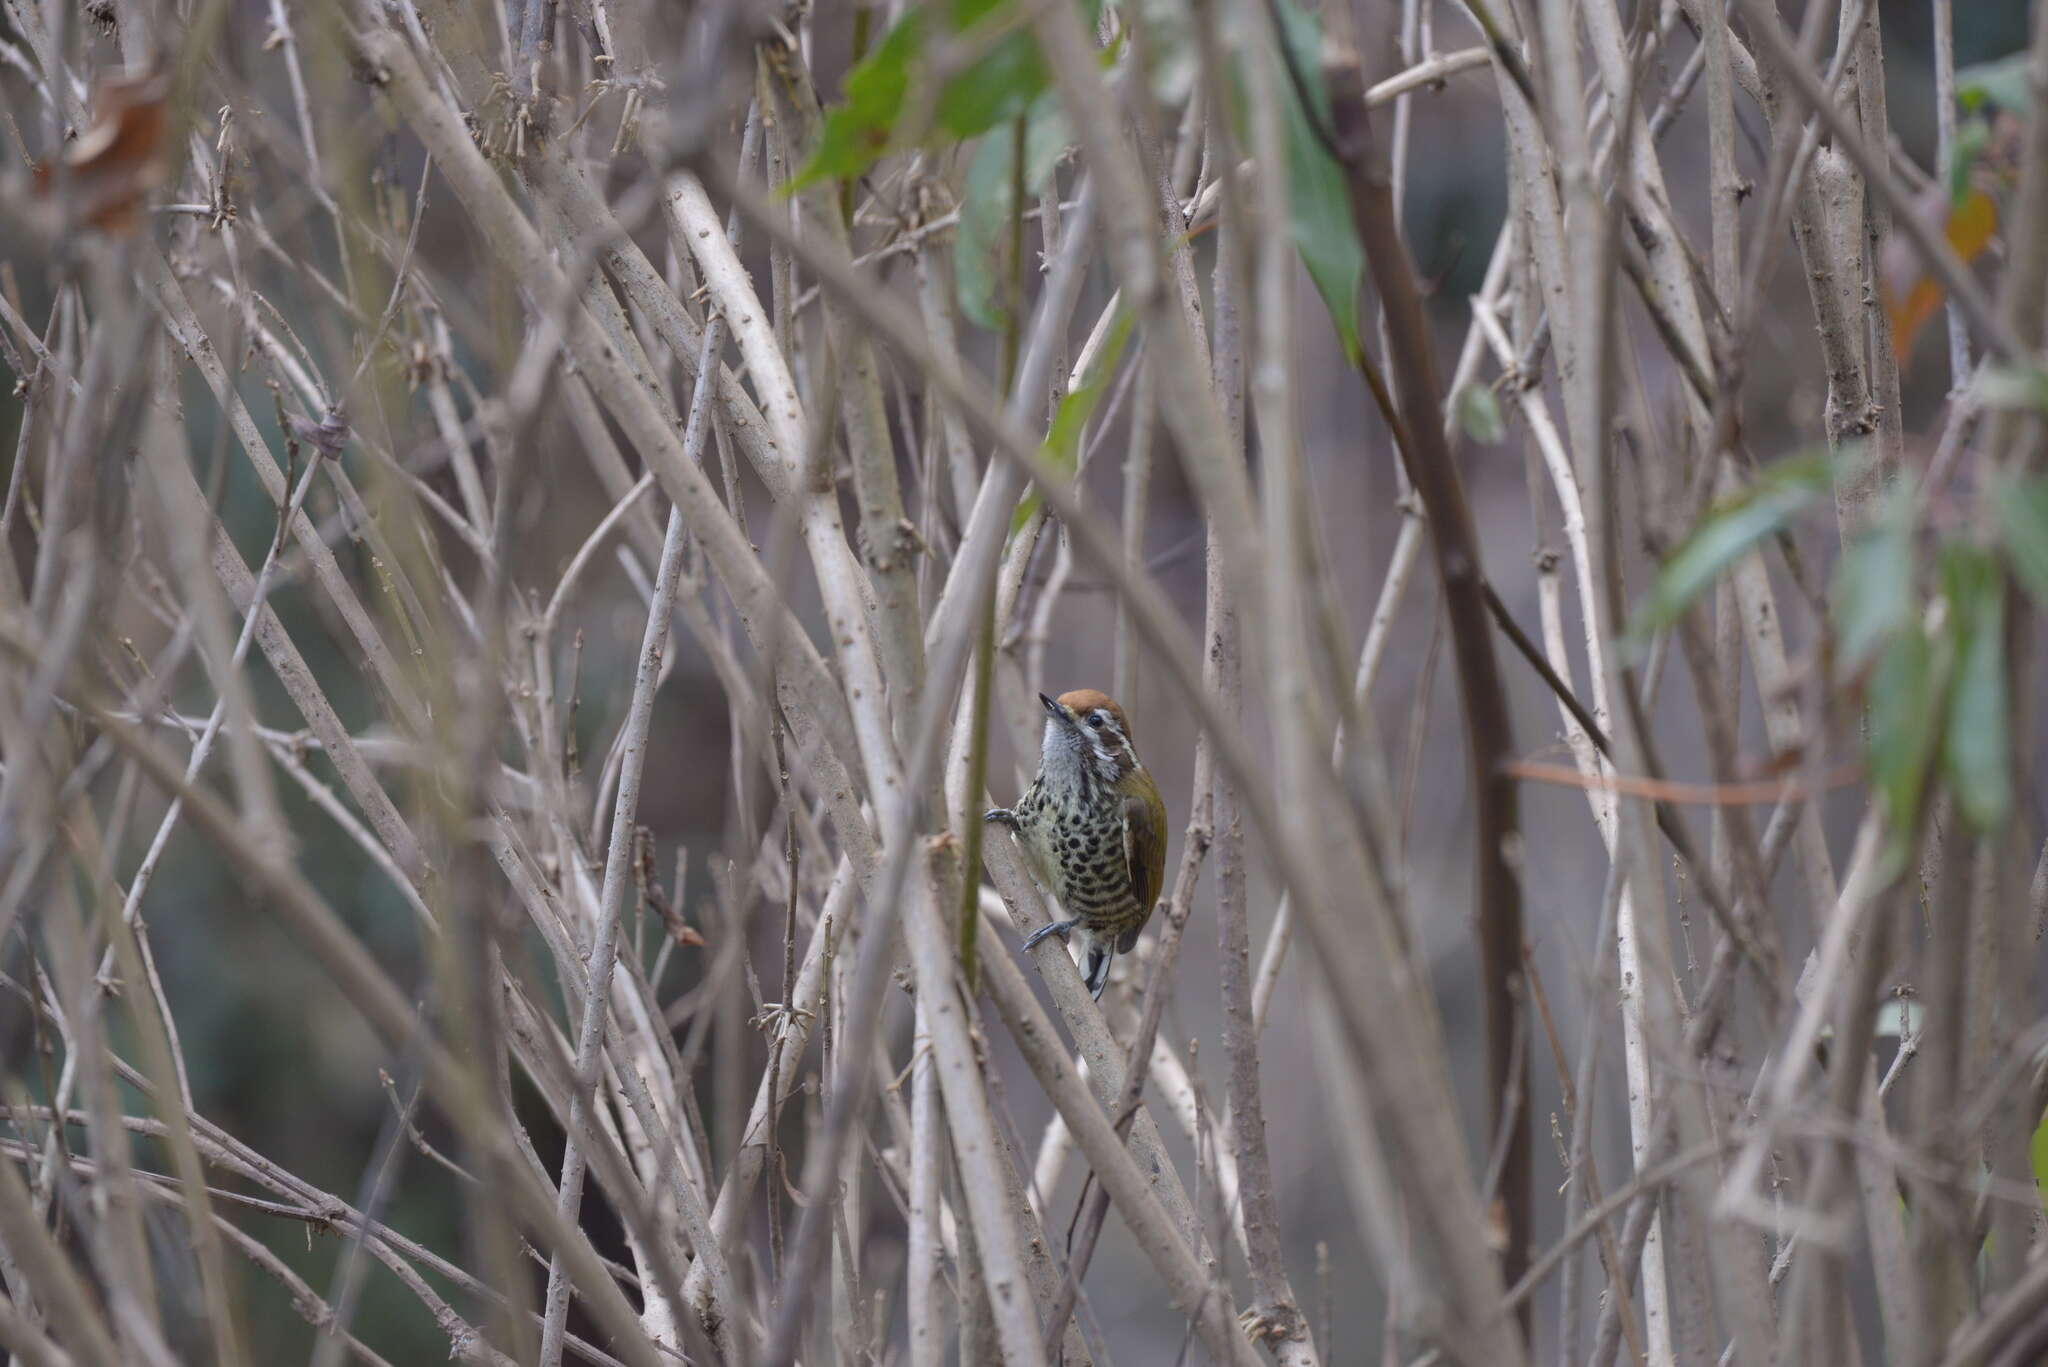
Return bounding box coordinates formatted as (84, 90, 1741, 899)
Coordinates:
(33, 68, 172, 237)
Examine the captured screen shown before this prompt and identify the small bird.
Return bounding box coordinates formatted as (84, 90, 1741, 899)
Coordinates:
(984, 689, 1167, 999)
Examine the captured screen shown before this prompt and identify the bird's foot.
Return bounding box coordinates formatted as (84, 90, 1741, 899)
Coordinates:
(1021, 918, 1077, 951)
(983, 806, 1018, 830)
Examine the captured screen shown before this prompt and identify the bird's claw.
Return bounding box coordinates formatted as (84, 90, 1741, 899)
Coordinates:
(1021, 918, 1076, 951)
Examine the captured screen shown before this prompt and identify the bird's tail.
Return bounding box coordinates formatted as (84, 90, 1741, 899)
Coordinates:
(1072, 926, 1113, 999)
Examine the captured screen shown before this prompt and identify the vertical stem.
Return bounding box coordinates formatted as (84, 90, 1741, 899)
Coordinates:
(537, 307, 732, 1367)
(1931, 0, 1968, 388)
(1326, 55, 1529, 1315)
(1112, 364, 1154, 703)
(1214, 199, 1315, 1360)
(957, 111, 1034, 990)
(999, 114, 1029, 397)
(956, 595, 996, 991)
(904, 854, 1048, 1366)
(1703, 0, 1741, 310)
(906, 1000, 945, 1367)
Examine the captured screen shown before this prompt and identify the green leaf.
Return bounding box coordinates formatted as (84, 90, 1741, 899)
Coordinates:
(932, 0, 1053, 138)
(955, 96, 1072, 333)
(792, 14, 927, 192)
(1958, 53, 2031, 114)
(1133, 0, 1198, 107)
(1832, 494, 1914, 676)
(1010, 308, 1134, 536)
(1046, 312, 1133, 462)
(1868, 623, 1942, 841)
(1950, 117, 1991, 207)
(1270, 0, 1366, 366)
(1631, 453, 1832, 637)
(1941, 545, 2011, 831)
(2031, 1105, 2048, 1215)
(794, 0, 1101, 192)
(1976, 365, 2048, 413)
(1455, 384, 1505, 445)
(956, 133, 1013, 333)
(1996, 475, 2048, 606)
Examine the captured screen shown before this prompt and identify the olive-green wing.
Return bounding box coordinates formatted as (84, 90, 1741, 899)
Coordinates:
(1119, 789, 1167, 950)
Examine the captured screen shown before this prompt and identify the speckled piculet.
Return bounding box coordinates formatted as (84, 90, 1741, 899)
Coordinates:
(984, 689, 1167, 999)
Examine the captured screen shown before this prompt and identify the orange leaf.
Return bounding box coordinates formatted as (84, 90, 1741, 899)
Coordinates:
(1882, 186, 1999, 363)
(33, 68, 171, 237)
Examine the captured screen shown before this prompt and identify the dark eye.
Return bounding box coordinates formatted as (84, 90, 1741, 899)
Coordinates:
(1087, 714, 1104, 729)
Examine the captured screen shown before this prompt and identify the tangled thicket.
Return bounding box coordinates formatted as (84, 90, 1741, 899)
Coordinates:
(1, 0, 2047, 1364)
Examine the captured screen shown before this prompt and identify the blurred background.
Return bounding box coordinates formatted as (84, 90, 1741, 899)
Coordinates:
(0, 0, 2042, 1361)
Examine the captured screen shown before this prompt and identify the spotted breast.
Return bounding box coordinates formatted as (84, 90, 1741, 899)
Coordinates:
(1012, 774, 1151, 948)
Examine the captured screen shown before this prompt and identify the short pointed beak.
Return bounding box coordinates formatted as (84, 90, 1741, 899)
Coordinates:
(1039, 692, 1067, 722)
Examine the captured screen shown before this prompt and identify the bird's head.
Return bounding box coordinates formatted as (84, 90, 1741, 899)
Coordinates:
(1039, 688, 1140, 782)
